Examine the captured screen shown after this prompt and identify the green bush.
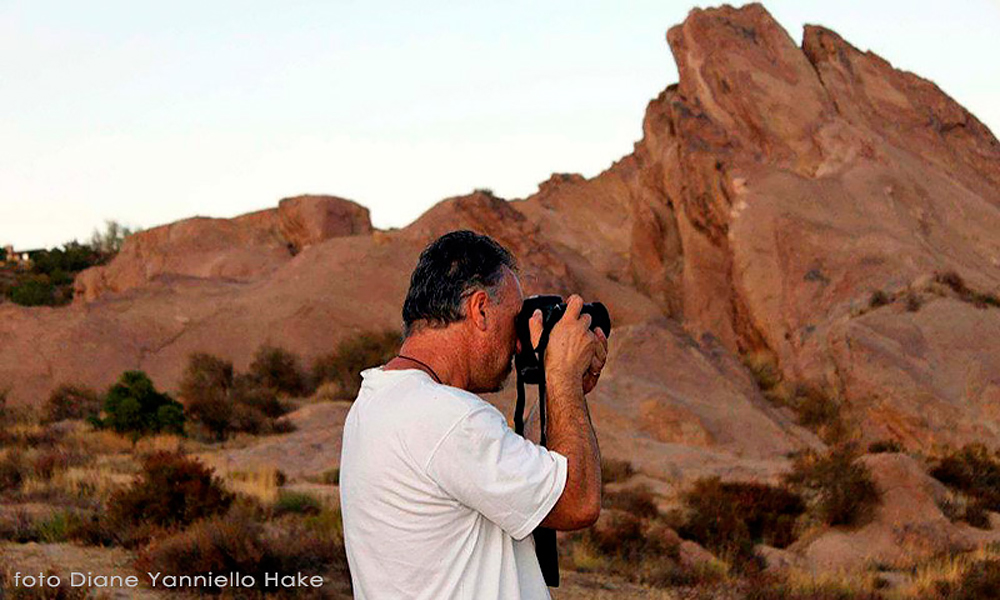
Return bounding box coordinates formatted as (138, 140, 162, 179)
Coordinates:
(107, 451, 233, 546)
(677, 478, 805, 566)
(43, 384, 101, 423)
(249, 345, 306, 397)
(7, 276, 55, 306)
(311, 330, 400, 400)
(785, 445, 879, 527)
(98, 371, 184, 437)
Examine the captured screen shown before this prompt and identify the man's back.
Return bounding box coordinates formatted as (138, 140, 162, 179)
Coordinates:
(339, 367, 567, 600)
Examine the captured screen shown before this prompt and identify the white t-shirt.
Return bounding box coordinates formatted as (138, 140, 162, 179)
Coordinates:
(339, 367, 568, 600)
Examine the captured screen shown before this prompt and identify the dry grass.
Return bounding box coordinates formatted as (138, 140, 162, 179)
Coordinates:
(196, 459, 285, 505)
(61, 427, 134, 457)
(132, 433, 187, 457)
(901, 543, 1000, 598)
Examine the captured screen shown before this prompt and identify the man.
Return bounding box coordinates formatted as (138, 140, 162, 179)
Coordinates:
(340, 230, 607, 599)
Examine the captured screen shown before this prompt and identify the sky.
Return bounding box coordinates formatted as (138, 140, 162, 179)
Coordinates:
(3, 0, 999, 250)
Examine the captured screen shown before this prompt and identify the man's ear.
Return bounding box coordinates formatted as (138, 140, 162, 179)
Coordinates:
(467, 289, 489, 331)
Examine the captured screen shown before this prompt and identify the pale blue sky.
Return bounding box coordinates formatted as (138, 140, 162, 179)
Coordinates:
(3, 1, 999, 250)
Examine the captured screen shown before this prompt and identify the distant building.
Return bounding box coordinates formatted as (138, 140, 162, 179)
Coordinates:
(3, 245, 39, 266)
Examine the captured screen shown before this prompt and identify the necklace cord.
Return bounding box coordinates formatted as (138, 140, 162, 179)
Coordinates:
(396, 355, 443, 384)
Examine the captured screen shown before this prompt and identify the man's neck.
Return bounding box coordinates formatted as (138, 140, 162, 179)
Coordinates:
(386, 328, 470, 389)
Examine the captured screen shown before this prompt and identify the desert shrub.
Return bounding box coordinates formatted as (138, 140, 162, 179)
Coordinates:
(868, 439, 904, 454)
(180, 353, 235, 440)
(107, 451, 232, 545)
(601, 457, 635, 484)
(936, 270, 970, 296)
(677, 478, 805, 566)
(135, 503, 268, 589)
(905, 291, 924, 312)
(43, 384, 101, 423)
(785, 445, 879, 527)
(869, 290, 890, 308)
(249, 345, 306, 397)
(962, 501, 991, 530)
(7, 275, 55, 306)
(31, 448, 71, 480)
(137, 504, 348, 594)
(311, 330, 400, 400)
(180, 353, 291, 440)
(566, 510, 693, 587)
(743, 350, 783, 391)
(935, 270, 1000, 309)
(233, 373, 287, 419)
(794, 387, 841, 431)
(603, 484, 659, 519)
(0, 449, 28, 491)
(930, 444, 1000, 511)
(585, 512, 676, 562)
(98, 371, 184, 437)
(273, 490, 322, 516)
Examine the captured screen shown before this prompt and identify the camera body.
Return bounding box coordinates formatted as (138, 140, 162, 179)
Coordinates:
(514, 295, 611, 384)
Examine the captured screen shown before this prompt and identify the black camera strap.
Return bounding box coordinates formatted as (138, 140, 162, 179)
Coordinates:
(514, 349, 559, 588)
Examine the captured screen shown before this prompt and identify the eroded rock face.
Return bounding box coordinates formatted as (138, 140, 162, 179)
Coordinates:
(73, 195, 371, 302)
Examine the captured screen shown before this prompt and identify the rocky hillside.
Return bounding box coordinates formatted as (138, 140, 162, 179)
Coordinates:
(2, 2, 1000, 576)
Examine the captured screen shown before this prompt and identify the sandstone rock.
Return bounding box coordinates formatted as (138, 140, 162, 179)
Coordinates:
(678, 540, 717, 569)
(277, 194, 373, 253)
(74, 195, 372, 302)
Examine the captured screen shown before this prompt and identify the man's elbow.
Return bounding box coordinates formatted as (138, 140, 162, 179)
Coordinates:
(541, 489, 601, 531)
(578, 490, 601, 527)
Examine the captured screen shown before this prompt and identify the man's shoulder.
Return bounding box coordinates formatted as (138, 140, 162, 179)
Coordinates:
(356, 368, 500, 431)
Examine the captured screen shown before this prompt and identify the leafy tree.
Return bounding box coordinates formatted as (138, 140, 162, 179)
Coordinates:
(99, 371, 184, 437)
(90, 220, 137, 255)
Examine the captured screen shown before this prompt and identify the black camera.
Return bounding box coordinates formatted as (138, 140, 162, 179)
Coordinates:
(511, 294, 610, 588)
(514, 295, 611, 384)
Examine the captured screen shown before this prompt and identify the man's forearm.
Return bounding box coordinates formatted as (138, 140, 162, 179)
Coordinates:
(545, 379, 601, 527)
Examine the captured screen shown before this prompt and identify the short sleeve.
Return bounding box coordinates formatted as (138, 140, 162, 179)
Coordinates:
(425, 406, 568, 541)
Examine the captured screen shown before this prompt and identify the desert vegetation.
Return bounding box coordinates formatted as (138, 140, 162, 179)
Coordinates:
(180, 350, 295, 440)
(1, 221, 135, 307)
(310, 330, 400, 401)
(0, 388, 350, 597)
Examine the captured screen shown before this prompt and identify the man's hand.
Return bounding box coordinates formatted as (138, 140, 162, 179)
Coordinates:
(526, 296, 605, 394)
